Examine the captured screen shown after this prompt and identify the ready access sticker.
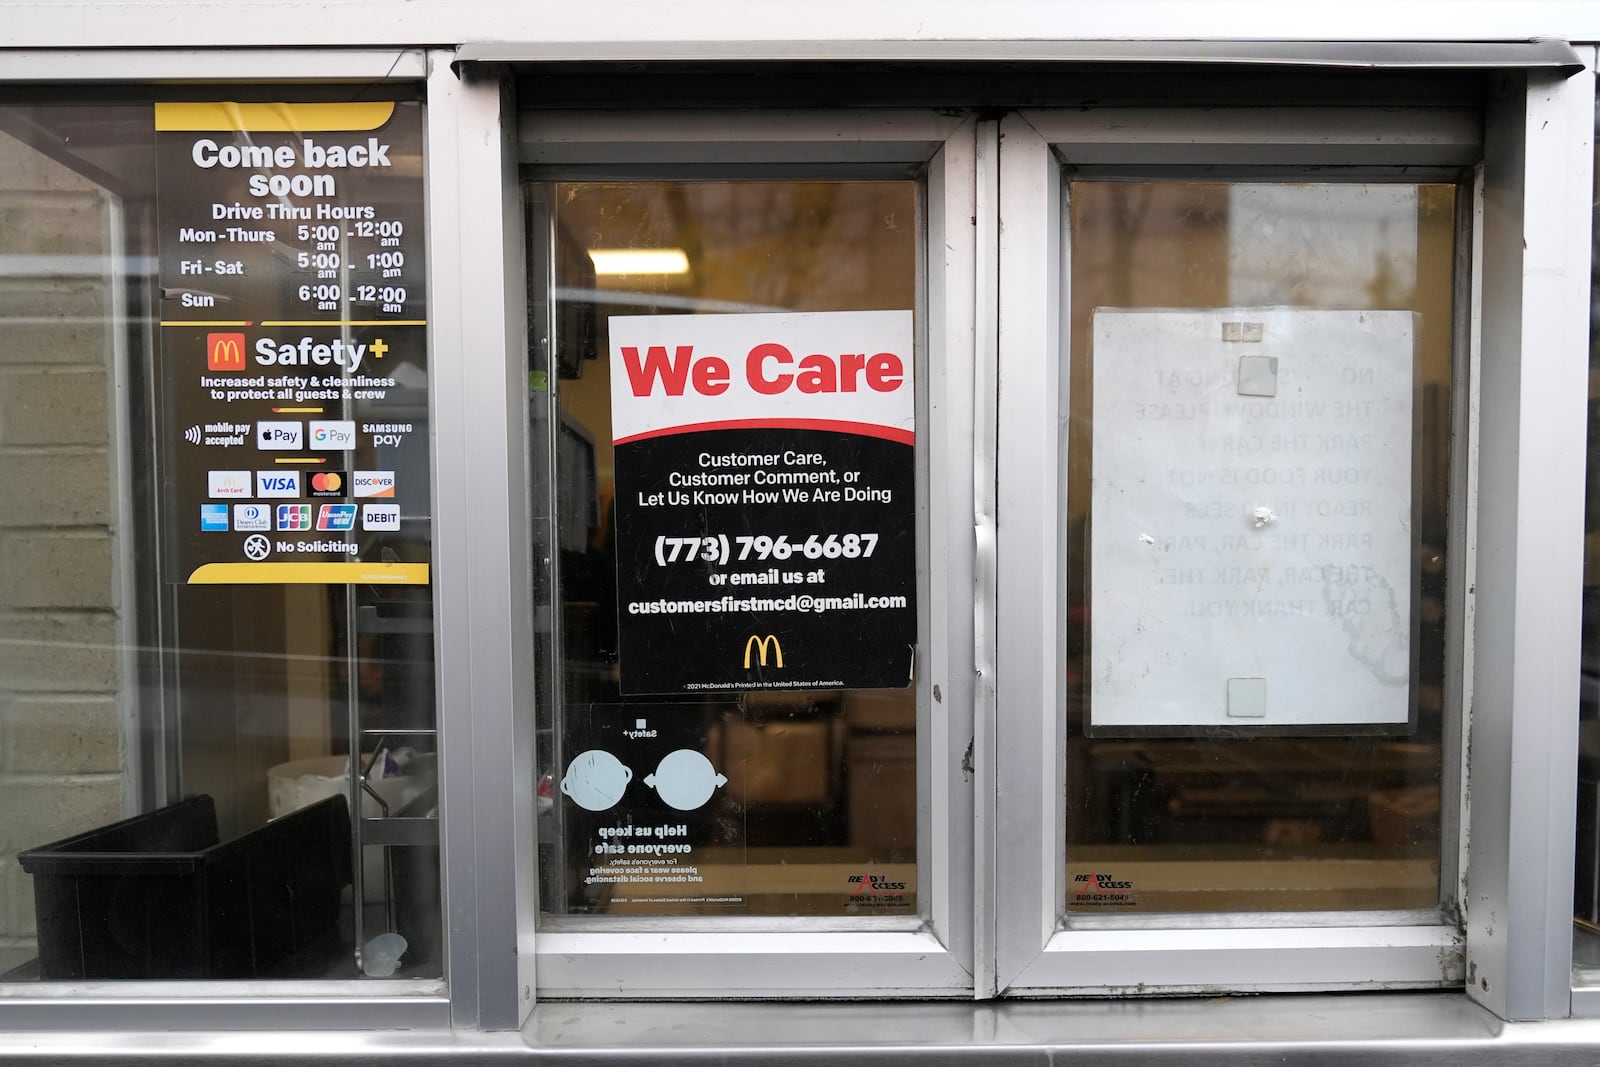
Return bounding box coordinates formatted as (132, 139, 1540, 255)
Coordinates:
(607, 310, 917, 694)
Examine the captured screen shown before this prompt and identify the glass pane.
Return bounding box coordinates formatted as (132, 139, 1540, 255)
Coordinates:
(1065, 181, 1455, 914)
(1576, 92, 1600, 977)
(532, 181, 920, 917)
(0, 100, 441, 981)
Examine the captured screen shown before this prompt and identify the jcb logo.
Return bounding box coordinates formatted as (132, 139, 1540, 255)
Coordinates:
(742, 634, 784, 669)
(207, 332, 246, 371)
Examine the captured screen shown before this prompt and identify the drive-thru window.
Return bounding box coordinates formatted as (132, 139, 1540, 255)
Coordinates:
(0, 13, 1598, 1063)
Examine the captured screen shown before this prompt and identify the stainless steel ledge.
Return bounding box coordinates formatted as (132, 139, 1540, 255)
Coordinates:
(7, 993, 1600, 1063)
(459, 38, 1585, 71)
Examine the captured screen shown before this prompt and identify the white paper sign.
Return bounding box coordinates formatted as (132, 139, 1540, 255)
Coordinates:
(1090, 308, 1415, 730)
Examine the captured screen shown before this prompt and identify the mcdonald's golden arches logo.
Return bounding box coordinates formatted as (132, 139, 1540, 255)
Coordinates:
(743, 634, 784, 669)
(207, 332, 247, 371)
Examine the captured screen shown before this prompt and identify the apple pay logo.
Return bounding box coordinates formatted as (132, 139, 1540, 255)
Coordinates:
(256, 421, 303, 450)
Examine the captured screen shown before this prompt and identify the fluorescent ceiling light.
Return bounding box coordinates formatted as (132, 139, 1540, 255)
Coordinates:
(588, 248, 691, 276)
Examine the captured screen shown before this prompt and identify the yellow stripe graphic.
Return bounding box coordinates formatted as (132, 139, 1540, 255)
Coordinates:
(155, 102, 396, 133)
(162, 320, 425, 327)
(188, 562, 428, 585)
(259, 320, 427, 327)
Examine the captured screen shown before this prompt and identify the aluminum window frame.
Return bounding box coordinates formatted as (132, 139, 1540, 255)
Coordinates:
(989, 99, 1556, 998)
(0, 47, 507, 1032)
(517, 107, 979, 999)
(1574, 41, 1600, 1022)
(0, 41, 1592, 1029)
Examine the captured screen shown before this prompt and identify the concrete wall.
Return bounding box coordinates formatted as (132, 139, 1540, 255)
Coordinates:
(0, 129, 127, 974)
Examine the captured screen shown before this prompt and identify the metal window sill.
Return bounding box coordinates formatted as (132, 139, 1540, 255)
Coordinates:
(8, 992, 1600, 1063)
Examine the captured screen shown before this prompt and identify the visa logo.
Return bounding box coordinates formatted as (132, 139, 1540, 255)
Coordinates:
(256, 471, 301, 497)
(276, 504, 312, 531)
(316, 503, 357, 531)
(201, 504, 230, 531)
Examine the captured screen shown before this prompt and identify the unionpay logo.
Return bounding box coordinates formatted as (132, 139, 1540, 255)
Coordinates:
(256, 471, 300, 497)
(206, 333, 247, 372)
(316, 503, 357, 531)
(257, 421, 302, 450)
(353, 470, 396, 498)
(276, 504, 312, 531)
(201, 504, 230, 531)
(362, 503, 401, 531)
(309, 420, 355, 449)
(208, 470, 252, 498)
(233, 503, 270, 532)
(307, 470, 347, 498)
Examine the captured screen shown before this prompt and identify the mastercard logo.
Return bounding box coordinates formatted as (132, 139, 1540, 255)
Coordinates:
(307, 470, 348, 498)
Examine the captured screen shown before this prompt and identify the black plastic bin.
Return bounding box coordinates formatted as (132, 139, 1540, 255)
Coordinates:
(17, 794, 351, 979)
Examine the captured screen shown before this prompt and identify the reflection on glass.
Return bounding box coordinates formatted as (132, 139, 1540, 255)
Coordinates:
(1066, 181, 1455, 914)
(1576, 98, 1600, 976)
(0, 104, 441, 981)
(531, 181, 920, 917)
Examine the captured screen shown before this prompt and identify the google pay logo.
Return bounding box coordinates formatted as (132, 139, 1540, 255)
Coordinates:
(310, 420, 355, 449)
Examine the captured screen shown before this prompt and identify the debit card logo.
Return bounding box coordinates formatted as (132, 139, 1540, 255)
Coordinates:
(256, 471, 301, 497)
(362, 503, 401, 531)
(257, 421, 303, 450)
(233, 503, 270, 532)
(353, 470, 396, 498)
(208, 470, 252, 498)
(316, 503, 357, 531)
(201, 504, 230, 531)
(276, 504, 312, 532)
(309, 420, 355, 449)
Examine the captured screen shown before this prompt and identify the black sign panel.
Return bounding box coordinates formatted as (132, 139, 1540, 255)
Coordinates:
(607, 311, 917, 693)
(154, 101, 428, 585)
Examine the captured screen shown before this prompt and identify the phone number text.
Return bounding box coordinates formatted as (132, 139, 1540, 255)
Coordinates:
(655, 533, 878, 567)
